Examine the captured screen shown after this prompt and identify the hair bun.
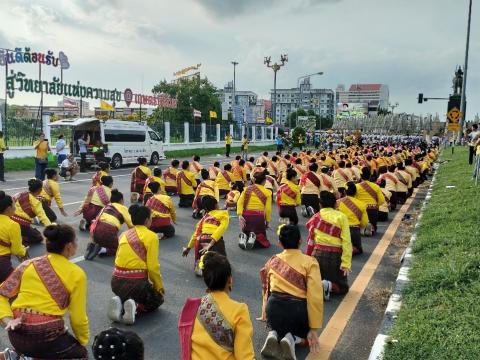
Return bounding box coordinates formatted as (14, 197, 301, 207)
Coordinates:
(43, 224, 60, 241)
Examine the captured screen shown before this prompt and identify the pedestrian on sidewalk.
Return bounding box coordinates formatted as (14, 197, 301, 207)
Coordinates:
(33, 133, 50, 180)
(0, 132, 7, 182)
(225, 131, 232, 157)
(55, 134, 68, 166)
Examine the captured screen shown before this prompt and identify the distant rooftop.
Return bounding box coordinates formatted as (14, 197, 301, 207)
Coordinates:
(348, 84, 382, 91)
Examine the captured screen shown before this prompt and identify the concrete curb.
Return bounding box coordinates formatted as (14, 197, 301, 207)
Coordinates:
(368, 164, 439, 360)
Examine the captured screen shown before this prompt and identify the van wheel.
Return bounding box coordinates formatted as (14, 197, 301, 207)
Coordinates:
(111, 154, 122, 169)
(150, 152, 159, 165)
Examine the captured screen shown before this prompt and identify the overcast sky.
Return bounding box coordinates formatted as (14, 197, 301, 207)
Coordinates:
(1, 0, 479, 120)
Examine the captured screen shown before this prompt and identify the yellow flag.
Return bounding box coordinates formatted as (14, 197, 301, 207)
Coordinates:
(209, 110, 217, 119)
(265, 117, 273, 123)
(100, 100, 114, 111)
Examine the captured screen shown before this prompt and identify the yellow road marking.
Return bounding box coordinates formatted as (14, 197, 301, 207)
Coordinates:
(307, 190, 417, 360)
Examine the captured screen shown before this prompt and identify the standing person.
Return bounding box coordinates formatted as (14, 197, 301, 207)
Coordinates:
(0, 131, 8, 182)
(60, 154, 79, 181)
(177, 160, 197, 208)
(178, 252, 255, 360)
(225, 131, 232, 157)
(145, 182, 176, 239)
(182, 196, 229, 276)
(0, 224, 89, 360)
(276, 168, 301, 225)
(276, 135, 284, 153)
(241, 134, 249, 160)
(237, 170, 272, 250)
(298, 134, 305, 151)
(78, 133, 89, 173)
(75, 176, 113, 231)
(299, 163, 322, 217)
(33, 132, 50, 180)
(260, 225, 323, 359)
(85, 189, 133, 261)
(11, 179, 52, 246)
(306, 191, 352, 300)
(164, 159, 180, 195)
(37, 168, 69, 222)
(108, 205, 165, 325)
(0, 191, 28, 283)
(336, 182, 369, 255)
(468, 124, 479, 165)
(130, 157, 151, 203)
(55, 134, 68, 166)
(354, 167, 385, 236)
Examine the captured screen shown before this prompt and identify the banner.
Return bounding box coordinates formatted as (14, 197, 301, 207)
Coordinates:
(336, 102, 368, 119)
(193, 109, 201, 118)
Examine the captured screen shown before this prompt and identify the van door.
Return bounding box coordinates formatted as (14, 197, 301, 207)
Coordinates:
(148, 130, 164, 163)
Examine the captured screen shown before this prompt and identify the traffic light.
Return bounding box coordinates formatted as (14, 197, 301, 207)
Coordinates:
(418, 93, 423, 104)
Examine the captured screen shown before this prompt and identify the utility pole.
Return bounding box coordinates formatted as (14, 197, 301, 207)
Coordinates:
(231, 61, 238, 126)
(264, 54, 288, 127)
(458, 0, 472, 141)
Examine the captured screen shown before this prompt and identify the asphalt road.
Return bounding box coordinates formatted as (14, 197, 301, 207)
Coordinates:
(0, 152, 408, 359)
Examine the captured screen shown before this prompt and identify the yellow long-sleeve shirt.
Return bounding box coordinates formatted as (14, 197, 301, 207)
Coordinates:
(144, 176, 166, 195)
(81, 185, 112, 208)
(150, 194, 176, 223)
(405, 166, 419, 181)
(310, 208, 352, 269)
(178, 170, 197, 195)
(215, 171, 234, 192)
(277, 180, 301, 206)
(264, 249, 323, 329)
(187, 210, 229, 248)
(332, 168, 352, 189)
(115, 226, 164, 292)
(40, 179, 64, 208)
(191, 291, 254, 360)
(226, 190, 240, 205)
(231, 166, 247, 182)
(196, 180, 220, 202)
(354, 181, 385, 207)
(336, 196, 369, 228)
(300, 172, 322, 196)
(0, 253, 89, 346)
(14, 192, 51, 226)
(380, 189, 391, 213)
(92, 170, 109, 187)
(0, 138, 6, 153)
(189, 161, 203, 180)
(99, 203, 133, 230)
(164, 167, 179, 188)
(237, 184, 272, 222)
(395, 170, 412, 193)
(0, 214, 27, 257)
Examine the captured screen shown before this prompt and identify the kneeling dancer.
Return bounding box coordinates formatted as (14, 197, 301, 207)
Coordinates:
(182, 196, 229, 276)
(108, 205, 165, 325)
(306, 191, 352, 300)
(260, 225, 322, 360)
(0, 224, 89, 359)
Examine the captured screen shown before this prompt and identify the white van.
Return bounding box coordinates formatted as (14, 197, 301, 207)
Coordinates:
(50, 118, 166, 168)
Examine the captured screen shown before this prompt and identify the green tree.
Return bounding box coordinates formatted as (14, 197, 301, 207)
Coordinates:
(152, 77, 221, 124)
(287, 109, 307, 128)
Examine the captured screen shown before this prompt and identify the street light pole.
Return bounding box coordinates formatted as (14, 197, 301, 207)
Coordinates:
(231, 61, 238, 125)
(264, 54, 288, 127)
(458, 0, 472, 141)
(295, 72, 324, 130)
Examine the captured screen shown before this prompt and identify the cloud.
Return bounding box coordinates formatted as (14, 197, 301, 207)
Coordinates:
(197, 0, 340, 17)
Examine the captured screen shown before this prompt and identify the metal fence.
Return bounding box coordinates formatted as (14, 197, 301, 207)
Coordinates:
(4, 118, 42, 147)
(206, 124, 217, 142)
(170, 123, 185, 143)
(189, 124, 202, 142)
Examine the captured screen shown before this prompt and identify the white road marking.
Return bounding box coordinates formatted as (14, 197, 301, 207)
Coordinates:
(71, 256, 85, 264)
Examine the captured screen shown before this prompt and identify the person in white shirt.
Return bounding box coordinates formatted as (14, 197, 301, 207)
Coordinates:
(60, 154, 79, 181)
(55, 134, 68, 165)
(468, 124, 479, 165)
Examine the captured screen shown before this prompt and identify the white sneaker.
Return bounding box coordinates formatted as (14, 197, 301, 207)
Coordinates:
(238, 232, 247, 250)
(363, 223, 373, 237)
(323, 279, 332, 301)
(246, 232, 256, 250)
(79, 219, 87, 232)
(261, 330, 280, 358)
(307, 206, 316, 217)
(301, 205, 308, 217)
(280, 332, 297, 360)
(107, 296, 122, 322)
(122, 299, 136, 325)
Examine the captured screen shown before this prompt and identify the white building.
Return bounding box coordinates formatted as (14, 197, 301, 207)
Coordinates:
(336, 83, 389, 113)
(217, 82, 261, 122)
(270, 77, 335, 125)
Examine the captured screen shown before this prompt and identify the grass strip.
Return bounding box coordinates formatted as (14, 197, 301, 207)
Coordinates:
(384, 146, 480, 360)
(5, 158, 57, 172)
